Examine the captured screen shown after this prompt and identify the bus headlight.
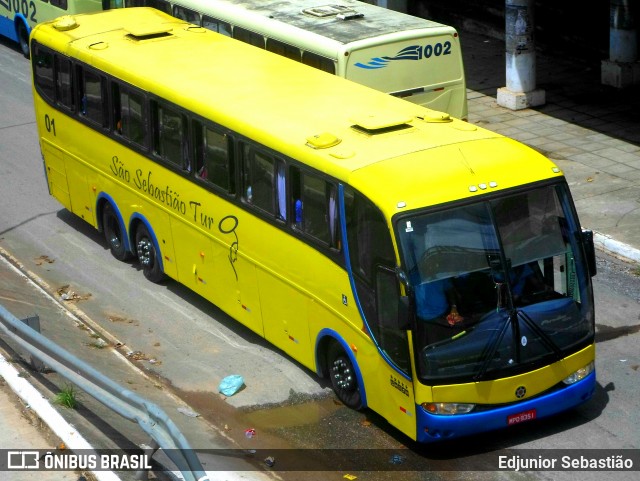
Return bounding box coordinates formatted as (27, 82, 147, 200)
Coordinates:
(562, 361, 595, 385)
(421, 402, 475, 415)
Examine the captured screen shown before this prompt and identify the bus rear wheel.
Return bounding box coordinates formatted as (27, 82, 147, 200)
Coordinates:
(102, 203, 131, 261)
(327, 341, 362, 409)
(135, 224, 164, 283)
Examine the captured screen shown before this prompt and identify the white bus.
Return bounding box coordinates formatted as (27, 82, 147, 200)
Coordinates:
(126, 0, 468, 119)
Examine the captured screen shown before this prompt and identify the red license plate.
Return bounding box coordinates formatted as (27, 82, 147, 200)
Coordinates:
(507, 409, 537, 426)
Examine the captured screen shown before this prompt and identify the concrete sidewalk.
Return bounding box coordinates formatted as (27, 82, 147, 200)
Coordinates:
(460, 30, 640, 264)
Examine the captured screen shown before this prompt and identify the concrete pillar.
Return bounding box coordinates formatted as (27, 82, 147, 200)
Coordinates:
(602, 0, 640, 88)
(497, 0, 545, 110)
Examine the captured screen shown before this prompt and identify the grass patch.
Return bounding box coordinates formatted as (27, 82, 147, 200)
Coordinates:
(53, 385, 79, 409)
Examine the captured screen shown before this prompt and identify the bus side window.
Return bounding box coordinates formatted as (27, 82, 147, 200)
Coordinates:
(266, 38, 302, 62)
(103, 1, 124, 9)
(153, 102, 189, 172)
(234, 27, 265, 49)
(112, 83, 147, 148)
(77, 67, 106, 127)
(194, 122, 235, 194)
(32, 43, 55, 103)
(202, 15, 231, 36)
(54, 56, 74, 111)
(302, 51, 336, 75)
(290, 167, 302, 228)
(345, 189, 395, 284)
(50, 0, 69, 9)
(241, 145, 285, 219)
(290, 167, 340, 249)
(173, 5, 200, 24)
(302, 174, 330, 245)
(137, 0, 171, 14)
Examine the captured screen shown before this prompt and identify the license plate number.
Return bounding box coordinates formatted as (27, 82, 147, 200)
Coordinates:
(507, 409, 536, 425)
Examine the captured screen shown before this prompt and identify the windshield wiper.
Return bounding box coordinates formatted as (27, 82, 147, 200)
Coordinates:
(517, 309, 564, 360)
(473, 310, 511, 381)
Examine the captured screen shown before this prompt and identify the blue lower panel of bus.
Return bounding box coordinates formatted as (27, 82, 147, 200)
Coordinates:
(416, 371, 596, 443)
(0, 16, 19, 43)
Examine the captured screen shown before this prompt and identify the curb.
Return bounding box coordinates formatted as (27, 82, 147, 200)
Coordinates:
(593, 231, 640, 264)
(0, 355, 121, 481)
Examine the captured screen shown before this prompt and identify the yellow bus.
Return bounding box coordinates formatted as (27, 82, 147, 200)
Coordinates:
(125, 0, 469, 120)
(0, 0, 122, 57)
(31, 7, 596, 443)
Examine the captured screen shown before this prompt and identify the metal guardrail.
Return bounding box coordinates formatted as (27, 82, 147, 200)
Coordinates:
(0, 303, 207, 481)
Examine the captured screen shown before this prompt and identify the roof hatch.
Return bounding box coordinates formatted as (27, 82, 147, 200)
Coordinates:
(351, 114, 413, 135)
(125, 23, 173, 41)
(302, 5, 364, 20)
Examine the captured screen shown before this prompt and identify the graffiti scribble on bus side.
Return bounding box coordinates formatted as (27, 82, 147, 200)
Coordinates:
(219, 215, 239, 281)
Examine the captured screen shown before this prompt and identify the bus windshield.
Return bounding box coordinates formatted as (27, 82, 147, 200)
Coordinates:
(396, 183, 595, 384)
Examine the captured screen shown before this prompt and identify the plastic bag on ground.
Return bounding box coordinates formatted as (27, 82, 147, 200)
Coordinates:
(218, 374, 245, 396)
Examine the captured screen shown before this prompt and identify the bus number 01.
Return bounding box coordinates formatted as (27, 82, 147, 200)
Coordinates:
(44, 114, 56, 136)
(424, 41, 451, 58)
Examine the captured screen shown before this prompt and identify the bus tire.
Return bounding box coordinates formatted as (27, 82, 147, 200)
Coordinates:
(103, 203, 132, 261)
(327, 341, 362, 409)
(135, 223, 164, 283)
(17, 21, 30, 59)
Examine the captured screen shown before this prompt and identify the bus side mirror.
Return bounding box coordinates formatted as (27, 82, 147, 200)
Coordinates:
(582, 229, 597, 277)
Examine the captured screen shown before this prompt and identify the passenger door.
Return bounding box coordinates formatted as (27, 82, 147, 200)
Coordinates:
(345, 188, 416, 439)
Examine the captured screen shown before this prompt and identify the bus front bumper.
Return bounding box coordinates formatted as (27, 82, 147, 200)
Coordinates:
(416, 371, 596, 443)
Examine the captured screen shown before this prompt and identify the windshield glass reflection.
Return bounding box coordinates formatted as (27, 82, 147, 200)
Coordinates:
(396, 184, 594, 383)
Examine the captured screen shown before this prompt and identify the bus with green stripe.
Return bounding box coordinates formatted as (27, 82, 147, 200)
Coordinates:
(0, 0, 122, 58)
(126, 0, 468, 120)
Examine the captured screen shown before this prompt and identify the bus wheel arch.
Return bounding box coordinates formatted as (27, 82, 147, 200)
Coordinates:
(130, 216, 165, 283)
(15, 17, 30, 58)
(98, 197, 132, 262)
(317, 332, 366, 410)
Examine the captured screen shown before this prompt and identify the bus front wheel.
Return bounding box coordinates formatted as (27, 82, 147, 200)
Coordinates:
(327, 341, 362, 409)
(135, 224, 164, 283)
(17, 21, 29, 58)
(102, 203, 131, 261)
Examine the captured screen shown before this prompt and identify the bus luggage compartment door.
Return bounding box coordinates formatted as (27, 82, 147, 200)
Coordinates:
(42, 139, 72, 211)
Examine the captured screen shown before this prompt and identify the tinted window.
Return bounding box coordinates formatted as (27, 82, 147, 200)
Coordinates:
(113, 83, 147, 148)
(55, 56, 74, 110)
(133, 0, 171, 14)
(242, 145, 285, 219)
(33, 44, 54, 102)
(173, 5, 199, 23)
(195, 123, 234, 193)
(266, 38, 301, 61)
(155, 103, 188, 170)
(234, 27, 265, 48)
(79, 68, 105, 126)
(291, 167, 339, 248)
(302, 174, 330, 244)
(202, 15, 231, 36)
(302, 51, 336, 75)
(345, 189, 395, 283)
